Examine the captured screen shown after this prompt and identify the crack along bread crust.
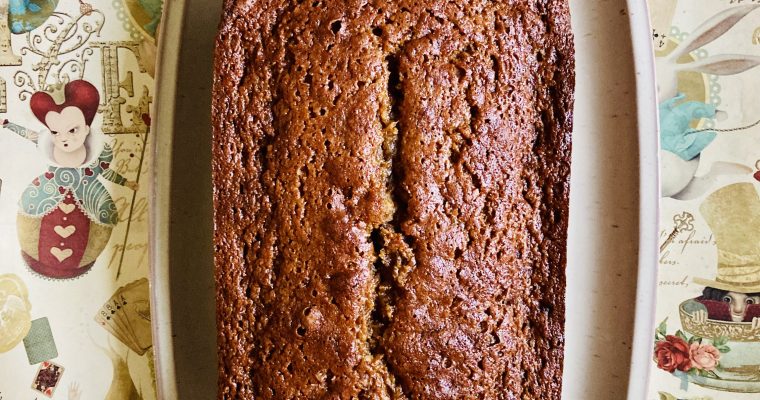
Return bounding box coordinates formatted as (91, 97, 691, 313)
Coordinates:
(212, 0, 574, 398)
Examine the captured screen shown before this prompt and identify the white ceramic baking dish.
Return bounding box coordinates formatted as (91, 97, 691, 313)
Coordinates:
(149, 0, 660, 398)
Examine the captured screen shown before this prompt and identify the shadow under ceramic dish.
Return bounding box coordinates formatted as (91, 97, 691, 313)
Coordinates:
(167, 0, 221, 398)
(564, 0, 641, 398)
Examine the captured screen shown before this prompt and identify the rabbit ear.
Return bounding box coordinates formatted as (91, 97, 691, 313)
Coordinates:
(671, 5, 760, 60)
(679, 54, 760, 75)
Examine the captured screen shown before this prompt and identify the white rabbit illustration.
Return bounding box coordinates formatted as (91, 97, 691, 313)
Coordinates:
(658, 4, 760, 199)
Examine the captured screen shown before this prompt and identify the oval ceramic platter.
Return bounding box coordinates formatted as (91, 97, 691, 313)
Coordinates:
(155, 1, 661, 399)
(0, 0, 167, 398)
(627, 0, 661, 399)
(149, 0, 664, 398)
(644, 0, 760, 399)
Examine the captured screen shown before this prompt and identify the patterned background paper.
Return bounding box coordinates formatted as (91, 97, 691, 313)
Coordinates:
(648, 0, 760, 398)
(0, 0, 161, 398)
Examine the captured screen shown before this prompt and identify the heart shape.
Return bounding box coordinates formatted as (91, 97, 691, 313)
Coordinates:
(50, 247, 73, 262)
(32, 177, 40, 186)
(100, 161, 110, 170)
(53, 225, 76, 238)
(44, 171, 54, 180)
(58, 186, 66, 194)
(754, 171, 760, 182)
(30, 80, 100, 127)
(58, 203, 75, 214)
(84, 168, 93, 176)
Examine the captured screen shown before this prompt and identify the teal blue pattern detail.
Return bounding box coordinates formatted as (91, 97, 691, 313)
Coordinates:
(20, 144, 126, 226)
(4, 122, 128, 225)
(659, 93, 717, 161)
(8, 0, 57, 34)
(139, 0, 162, 36)
(3, 122, 37, 142)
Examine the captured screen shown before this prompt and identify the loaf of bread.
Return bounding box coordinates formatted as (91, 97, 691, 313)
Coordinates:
(212, 0, 574, 398)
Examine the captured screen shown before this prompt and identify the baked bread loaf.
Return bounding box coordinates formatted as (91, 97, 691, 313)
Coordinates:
(212, 0, 574, 398)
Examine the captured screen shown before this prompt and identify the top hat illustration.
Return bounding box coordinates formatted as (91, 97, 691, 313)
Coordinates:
(695, 183, 760, 293)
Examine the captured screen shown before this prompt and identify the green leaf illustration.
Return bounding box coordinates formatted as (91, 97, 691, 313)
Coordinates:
(713, 336, 728, 347)
(655, 318, 667, 341)
(688, 335, 703, 345)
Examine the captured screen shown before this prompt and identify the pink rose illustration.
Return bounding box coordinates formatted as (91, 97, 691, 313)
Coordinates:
(689, 342, 720, 371)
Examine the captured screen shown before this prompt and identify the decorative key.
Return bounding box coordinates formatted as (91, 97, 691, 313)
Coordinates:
(660, 211, 695, 253)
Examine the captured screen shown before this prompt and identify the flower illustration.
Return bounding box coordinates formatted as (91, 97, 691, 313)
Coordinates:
(689, 342, 720, 371)
(655, 335, 692, 373)
(653, 319, 730, 380)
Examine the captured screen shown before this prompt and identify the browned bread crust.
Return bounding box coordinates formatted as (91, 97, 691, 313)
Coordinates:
(212, 1, 574, 398)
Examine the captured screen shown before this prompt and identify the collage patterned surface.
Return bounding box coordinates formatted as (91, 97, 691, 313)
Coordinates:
(0, 0, 161, 398)
(648, 0, 760, 398)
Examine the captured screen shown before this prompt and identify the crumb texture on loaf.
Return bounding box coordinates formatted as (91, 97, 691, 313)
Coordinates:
(212, 0, 574, 399)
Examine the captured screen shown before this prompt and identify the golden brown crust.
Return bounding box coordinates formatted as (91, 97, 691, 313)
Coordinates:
(212, 1, 574, 398)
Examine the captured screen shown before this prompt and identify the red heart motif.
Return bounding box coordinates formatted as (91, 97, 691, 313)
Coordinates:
(58, 186, 66, 194)
(30, 80, 100, 127)
(44, 171, 54, 180)
(84, 168, 93, 176)
(33, 177, 40, 186)
(100, 161, 110, 170)
(754, 171, 760, 182)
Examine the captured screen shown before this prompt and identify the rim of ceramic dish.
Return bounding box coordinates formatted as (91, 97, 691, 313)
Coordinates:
(144, 2, 660, 399)
(150, 0, 187, 398)
(625, 0, 661, 399)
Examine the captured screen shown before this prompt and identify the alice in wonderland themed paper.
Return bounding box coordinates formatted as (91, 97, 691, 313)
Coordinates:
(648, 0, 760, 398)
(0, 0, 161, 398)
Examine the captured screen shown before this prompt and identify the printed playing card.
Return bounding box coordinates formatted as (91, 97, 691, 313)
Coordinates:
(95, 279, 152, 355)
(117, 284, 140, 351)
(111, 284, 141, 351)
(94, 286, 138, 351)
(119, 278, 152, 355)
(22, 317, 57, 365)
(105, 287, 138, 349)
(31, 361, 64, 398)
(94, 306, 134, 351)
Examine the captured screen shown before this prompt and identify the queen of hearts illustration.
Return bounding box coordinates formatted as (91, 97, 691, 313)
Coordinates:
(2, 80, 136, 279)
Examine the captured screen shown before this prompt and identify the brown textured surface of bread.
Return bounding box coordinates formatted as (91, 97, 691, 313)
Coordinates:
(212, 0, 574, 398)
